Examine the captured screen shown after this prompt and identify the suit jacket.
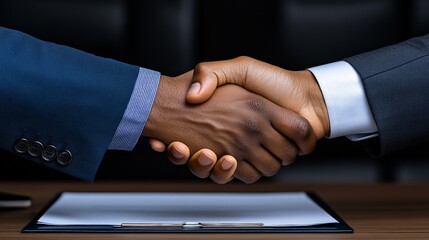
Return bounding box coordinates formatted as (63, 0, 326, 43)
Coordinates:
(345, 34, 429, 156)
(0, 27, 139, 181)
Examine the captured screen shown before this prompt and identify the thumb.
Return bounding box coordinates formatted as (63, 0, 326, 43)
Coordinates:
(186, 72, 218, 104)
(186, 57, 249, 104)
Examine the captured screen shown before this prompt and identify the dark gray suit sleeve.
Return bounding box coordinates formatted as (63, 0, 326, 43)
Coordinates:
(345, 34, 429, 156)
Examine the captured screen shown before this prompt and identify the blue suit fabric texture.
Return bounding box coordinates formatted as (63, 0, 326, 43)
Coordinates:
(0, 27, 139, 181)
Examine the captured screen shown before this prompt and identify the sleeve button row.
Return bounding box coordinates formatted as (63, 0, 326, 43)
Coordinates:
(14, 138, 72, 166)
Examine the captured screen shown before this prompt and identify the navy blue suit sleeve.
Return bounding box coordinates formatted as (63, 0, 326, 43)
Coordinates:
(0, 27, 140, 181)
(345, 34, 429, 155)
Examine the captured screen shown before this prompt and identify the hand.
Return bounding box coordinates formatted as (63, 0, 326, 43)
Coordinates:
(143, 70, 316, 183)
(187, 56, 329, 138)
(151, 56, 328, 183)
(151, 140, 238, 184)
(149, 140, 238, 184)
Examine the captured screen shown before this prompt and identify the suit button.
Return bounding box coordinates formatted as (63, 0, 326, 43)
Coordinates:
(14, 138, 30, 154)
(42, 145, 57, 162)
(28, 141, 44, 157)
(57, 150, 72, 166)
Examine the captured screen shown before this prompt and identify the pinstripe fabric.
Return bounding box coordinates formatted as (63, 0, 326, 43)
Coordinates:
(109, 67, 160, 150)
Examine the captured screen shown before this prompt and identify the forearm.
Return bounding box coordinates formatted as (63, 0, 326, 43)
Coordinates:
(308, 61, 378, 140)
(345, 33, 429, 154)
(0, 27, 140, 181)
(109, 67, 160, 151)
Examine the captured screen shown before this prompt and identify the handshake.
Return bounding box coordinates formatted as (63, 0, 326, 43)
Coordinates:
(142, 56, 330, 184)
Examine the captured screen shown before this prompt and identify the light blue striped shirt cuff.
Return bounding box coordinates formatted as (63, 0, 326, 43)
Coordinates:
(108, 67, 160, 150)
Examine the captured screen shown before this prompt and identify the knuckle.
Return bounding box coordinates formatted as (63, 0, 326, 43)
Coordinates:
(263, 161, 282, 177)
(235, 167, 262, 184)
(210, 174, 228, 185)
(294, 118, 312, 139)
(243, 119, 261, 133)
(247, 98, 266, 113)
(286, 143, 299, 156)
(236, 55, 255, 63)
(284, 143, 298, 163)
(242, 173, 261, 184)
(194, 62, 210, 75)
(233, 141, 249, 152)
(301, 138, 317, 155)
(281, 153, 297, 166)
(167, 154, 186, 165)
(234, 161, 262, 184)
(189, 167, 209, 179)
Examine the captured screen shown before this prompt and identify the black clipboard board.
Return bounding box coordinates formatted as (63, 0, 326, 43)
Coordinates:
(22, 192, 352, 233)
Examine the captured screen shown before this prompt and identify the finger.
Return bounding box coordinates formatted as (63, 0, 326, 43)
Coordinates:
(166, 141, 191, 165)
(269, 105, 317, 155)
(261, 129, 298, 166)
(149, 138, 167, 152)
(187, 149, 217, 179)
(186, 73, 218, 104)
(246, 148, 282, 177)
(209, 155, 237, 184)
(186, 58, 249, 104)
(234, 160, 262, 184)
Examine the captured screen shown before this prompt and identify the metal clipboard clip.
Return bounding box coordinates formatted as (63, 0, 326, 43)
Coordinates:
(119, 222, 264, 229)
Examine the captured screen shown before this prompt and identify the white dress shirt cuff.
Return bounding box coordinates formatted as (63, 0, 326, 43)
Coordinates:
(108, 67, 160, 150)
(308, 61, 378, 140)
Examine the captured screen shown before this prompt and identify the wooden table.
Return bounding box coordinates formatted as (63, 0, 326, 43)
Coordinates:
(1, 181, 429, 239)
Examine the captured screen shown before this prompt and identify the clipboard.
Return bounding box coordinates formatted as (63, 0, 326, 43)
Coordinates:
(22, 191, 352, 233)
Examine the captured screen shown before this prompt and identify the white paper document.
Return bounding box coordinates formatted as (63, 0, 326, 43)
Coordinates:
(38, 192, 338, 227)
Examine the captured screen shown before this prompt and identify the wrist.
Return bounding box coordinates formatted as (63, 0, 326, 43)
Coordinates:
(142, 75, 178, 138)
(142, 72, 194, 143)
(295, 70, 330, 139)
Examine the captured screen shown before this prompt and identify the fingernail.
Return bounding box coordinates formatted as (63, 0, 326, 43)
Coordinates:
(171, 145, 185, 159)
(189, 82, 201, 95)
(221, 159, 234, 170)
(199, 153, 214, 166)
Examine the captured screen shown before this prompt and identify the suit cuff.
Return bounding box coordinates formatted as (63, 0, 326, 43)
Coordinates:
(109, 67, 160, 150)
(308, 61, 378, 140)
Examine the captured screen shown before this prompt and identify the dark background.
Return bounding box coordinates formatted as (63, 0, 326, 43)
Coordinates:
(0, 0, 428, 183)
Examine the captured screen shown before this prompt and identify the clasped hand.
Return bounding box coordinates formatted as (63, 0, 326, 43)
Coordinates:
(143, 56, 329, 184)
